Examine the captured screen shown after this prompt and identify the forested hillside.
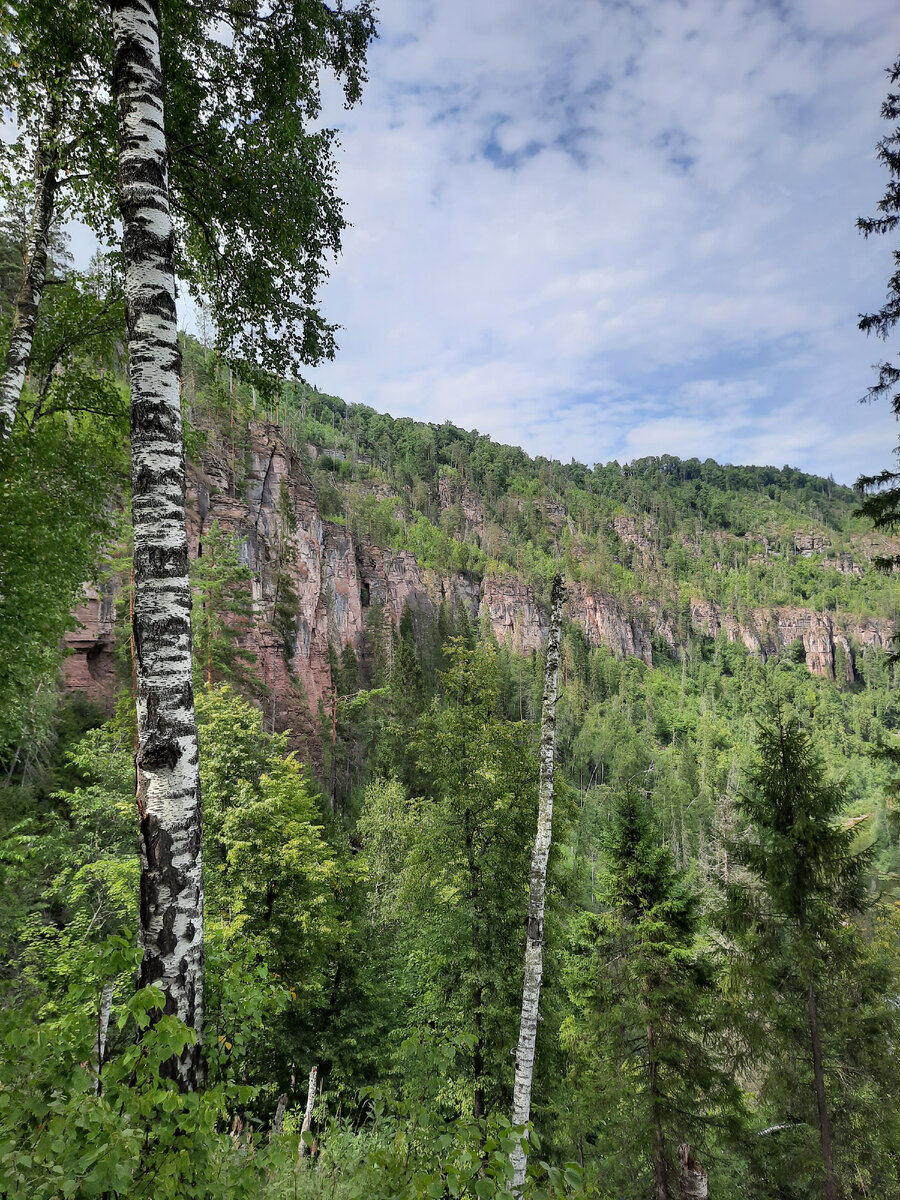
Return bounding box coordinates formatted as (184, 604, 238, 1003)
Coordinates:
(4, 319, 900, 1196)
(3, 3, 900, 1198)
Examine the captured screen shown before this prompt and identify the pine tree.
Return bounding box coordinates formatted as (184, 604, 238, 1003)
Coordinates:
(856, 57, 900, 562)
(563, 786, 741, 1199)
(383, 604, 424, 789)
(729, 705, 872, 1200)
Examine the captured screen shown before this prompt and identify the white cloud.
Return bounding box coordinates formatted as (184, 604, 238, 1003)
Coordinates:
(297, 0, 900, 483)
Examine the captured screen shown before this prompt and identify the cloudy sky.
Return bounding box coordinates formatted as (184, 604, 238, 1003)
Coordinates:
(294, 0, 900, 484)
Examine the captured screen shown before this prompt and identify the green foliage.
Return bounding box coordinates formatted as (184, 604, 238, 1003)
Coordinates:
(191, 520, 255, 687)
(196, 685, 346, 1015)
(160, 0, 377, 377)
(361, 641, 542, 1115)
(0, 959, 298, 1199)
(726, 707, 900, 1196)
(290, 1033, 586, 1200)
(0, 406, 125, 768)
(561, 789, 744, 1197)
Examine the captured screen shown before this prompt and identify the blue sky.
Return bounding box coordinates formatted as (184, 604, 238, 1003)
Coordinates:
(299, 0, 900, 484)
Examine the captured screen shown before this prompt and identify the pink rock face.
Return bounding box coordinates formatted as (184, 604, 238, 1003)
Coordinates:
(612, 514, 655, 565)
(675, 597, 892, 679)
(480, 575, 548, 652)
(62, 582, 118, 703)
(62, 421, 897, 755)
(567, 583, 653, 665)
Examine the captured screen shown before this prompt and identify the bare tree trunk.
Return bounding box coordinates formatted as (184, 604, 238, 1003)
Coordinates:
(92, 980, 114, 1094)
(299, 1063, 318, 1157)
(807, 978, 838, 1200)
(110, 0, 204, 1090)
(272, 1093, 288, 1137)
(510, 572, 565, 1191)
(678, 1143, 707, 1199)
(0, 103, 59, 441)
(648, 1021, 670, 1200)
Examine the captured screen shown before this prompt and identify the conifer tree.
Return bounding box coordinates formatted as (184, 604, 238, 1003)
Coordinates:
(191, 520, 254, 688)
(563, 786, 740, 1199)
(729, 705, 872, 1200)
(383, 604, 424, 788)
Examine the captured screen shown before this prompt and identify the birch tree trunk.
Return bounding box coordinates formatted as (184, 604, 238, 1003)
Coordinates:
(677, 1144, 708, 1199)
(510, 571, 565, 1191)
(110, 0, 204, 1089)
(0, 105, 59, 441)
(92, 980, 114, 1094)
(299, 1063, 318, 1157)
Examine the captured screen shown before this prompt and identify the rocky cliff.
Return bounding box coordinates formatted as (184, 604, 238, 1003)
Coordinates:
(63, 423, 895, 751)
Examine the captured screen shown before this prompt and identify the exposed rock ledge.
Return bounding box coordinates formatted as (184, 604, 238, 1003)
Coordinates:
(63, 423, 894, 755)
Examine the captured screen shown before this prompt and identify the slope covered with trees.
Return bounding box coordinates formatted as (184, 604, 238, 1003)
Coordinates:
(3, 7, 900, 1198)
(4, 323, 900, 1196)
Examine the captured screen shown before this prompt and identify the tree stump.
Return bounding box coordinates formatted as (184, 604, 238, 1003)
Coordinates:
(678, 1143, 708, 1199)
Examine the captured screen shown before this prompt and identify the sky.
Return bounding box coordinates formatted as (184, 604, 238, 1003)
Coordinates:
(288, 0, 900, 485)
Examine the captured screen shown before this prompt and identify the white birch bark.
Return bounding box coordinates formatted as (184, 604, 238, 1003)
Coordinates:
(92, 980, 114, 1094)
(510, 572, 565, 1191)
(677, 1143, 708, 1199)
(0, 107, 59, 441)
(299, 1063, 318, 1157)
(110, 0, 204, 1089)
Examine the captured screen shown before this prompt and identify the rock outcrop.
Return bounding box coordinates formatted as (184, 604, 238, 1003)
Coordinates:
(63, 423, 896, 753)
(62, 582, 119, 704)
(669, 596, 892, 681)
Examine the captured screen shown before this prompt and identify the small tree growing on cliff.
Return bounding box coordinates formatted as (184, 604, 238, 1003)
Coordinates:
(191, 520, 255, 688)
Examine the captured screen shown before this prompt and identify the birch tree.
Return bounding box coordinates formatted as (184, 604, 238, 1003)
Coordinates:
(110, 0, 204, 1087)
(0, 0, 117, 441)
(510, 571, 564, 1191)
(1, 0, 377, 438)
(0, 111, 58, 439)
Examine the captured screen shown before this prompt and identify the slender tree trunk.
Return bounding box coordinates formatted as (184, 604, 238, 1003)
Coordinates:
(92, 980, 114, 1094)
(510, 572, 565, 1191)
(648, 1022, 669, 1200)
(798, 906, 837, 1200)
(473, 985, 485, 1120)
(110, 0, 204, 1089)
(299, 1063, 318, 1157)
(807, 978, 838, 1200)
(272, 1093, 288, 1137)
(0, 103, 59, 441)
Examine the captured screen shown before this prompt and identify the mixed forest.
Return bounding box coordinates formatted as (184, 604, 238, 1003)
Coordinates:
(3, 3, 900, 1198)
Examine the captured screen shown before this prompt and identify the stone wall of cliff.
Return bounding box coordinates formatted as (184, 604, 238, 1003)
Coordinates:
(63, 422, 895, 751)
